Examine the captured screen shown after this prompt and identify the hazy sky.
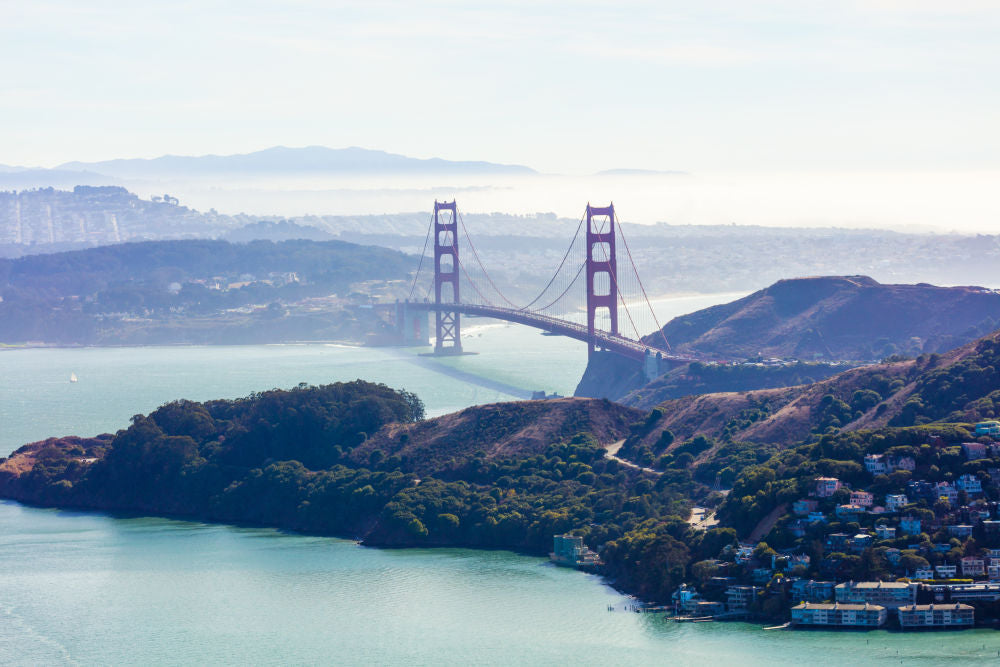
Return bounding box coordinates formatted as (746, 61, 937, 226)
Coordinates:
(3, 1, 999, 174)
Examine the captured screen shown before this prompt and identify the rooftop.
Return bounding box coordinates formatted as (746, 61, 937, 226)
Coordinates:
(793, 602, 885, 611)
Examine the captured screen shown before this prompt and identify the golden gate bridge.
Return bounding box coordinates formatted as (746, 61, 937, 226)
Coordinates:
(392, 201, 701, 379)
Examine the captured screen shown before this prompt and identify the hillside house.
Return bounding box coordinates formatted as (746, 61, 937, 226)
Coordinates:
(961, 557, 986, 577)
(875, 525, 896, 540)
(976, 421, 1000, 437)
(850, 491, 874, 508)
(815, 477, 843, 498)
(793, 499, 819, 516)
(962, 442, 988, 460)
(886, 494, 909, 512)
(957, 474, 983, 495)
(900, 517, 922, 535)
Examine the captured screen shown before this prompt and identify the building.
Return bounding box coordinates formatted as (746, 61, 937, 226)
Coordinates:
(726, 585, 760, 611)
(914, 568, 934, 580)
(898, 604, 974, 628)
(976, 421, 1000, 437)
(889, 456, 916, 472)
(961, 557, 985, 577)
(962, 442, 989, 461)
(850, 491, 874, 508)
(957, 474, 983, 495)
(851, 534, 874, 552)
(900, 516, 922, 535)
(815, 477, 843, 498)
(807, 511, 827, 524)
(886, 494, 909, 512)
(864, 454, 888, 475)
(876, 524, 896, 540)
(935, 565, 957, 578)
(835, 581, 917, 609)
(989, 563, 1000, 581)
(791, 579, 836, 603)
(836, 504, 864, 520)
(935, 482, 958, 506)
(793, 499, 819, 516)
(791, 602, 886, 627)
(885, 548, 902, 566)
(550, 534, 601, 568)
(947, 524, 973, 538)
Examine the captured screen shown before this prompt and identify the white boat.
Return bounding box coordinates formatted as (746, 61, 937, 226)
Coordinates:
(69, 373, 78, 383)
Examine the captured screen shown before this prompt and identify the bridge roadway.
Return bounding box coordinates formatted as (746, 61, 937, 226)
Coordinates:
(405, 302, 699, 364)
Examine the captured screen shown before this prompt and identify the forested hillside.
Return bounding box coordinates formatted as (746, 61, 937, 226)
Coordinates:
(0, 238, 414, 344)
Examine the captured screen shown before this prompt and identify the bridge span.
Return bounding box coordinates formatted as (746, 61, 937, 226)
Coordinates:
(390, 200, 700, 380)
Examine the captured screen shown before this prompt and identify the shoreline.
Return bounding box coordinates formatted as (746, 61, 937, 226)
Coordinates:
(0, 291, 734, 351)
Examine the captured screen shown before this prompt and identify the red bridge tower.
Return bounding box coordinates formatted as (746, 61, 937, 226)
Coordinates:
(586, 203, 618, 357)
(433, 200, 462, 354)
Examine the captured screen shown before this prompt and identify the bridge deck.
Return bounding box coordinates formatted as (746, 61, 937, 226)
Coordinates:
(405, 302, 697, 364)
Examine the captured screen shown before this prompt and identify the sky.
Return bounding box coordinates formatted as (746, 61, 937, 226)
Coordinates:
(3, 0, 999, 176)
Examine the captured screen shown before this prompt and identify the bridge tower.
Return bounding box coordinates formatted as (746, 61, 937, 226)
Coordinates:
(433, 200, 462, 354)
(586, 203, 618, 357)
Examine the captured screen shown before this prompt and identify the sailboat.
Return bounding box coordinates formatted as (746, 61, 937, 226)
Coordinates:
(70, 373, 78, 383)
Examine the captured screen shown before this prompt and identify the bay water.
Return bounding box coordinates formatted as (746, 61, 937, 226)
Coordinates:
(2, 293, 997, 664)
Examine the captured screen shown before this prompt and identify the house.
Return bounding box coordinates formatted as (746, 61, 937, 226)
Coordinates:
(897, 603, 974, 628)
(947, 524, 974, 538)
(889, 456, 916, 472)
(935, 482, 958, 506)
(935, 565, 958, 578)
(907, 481, 936, 502)
(989, 564, 1000, 581)
(791, 602, 886, 627)
(984, 521, 1000, 535)
(550, 534, 601, 568)
(962, 442, 989, 461)
(793, 499, 819, 516)
(815, 477, 843, 498)
(789, 519, 809, 538)
(885, 494, 909, 512)
(807, 511, 827, 524)
(734, 544, 755, 564)
(914, 568, 935, 580)
(875, 525, 896, 540)
(986, 549, 1000, 559)
(976, 421, 1000, 437)
(726, 585, 760, 611)
(961, 557, 986, 577)
(900, 517, 922, 535)
(826, 533, 851, 551)
(835, 581, 918, 609)
(791, 579, 836, 603)
(673, 584, 724, 616)
(884, 548, 902, 565)
(836, 504, 865, 520)
(851, 534, 874, 552)
(864, 454, 887, 475)
(753, 568, 774, 583)
(957, 474, 983, 496)
(850, 491, 874, 508)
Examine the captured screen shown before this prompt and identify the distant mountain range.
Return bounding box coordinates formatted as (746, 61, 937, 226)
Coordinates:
(53, 146, 537, 179)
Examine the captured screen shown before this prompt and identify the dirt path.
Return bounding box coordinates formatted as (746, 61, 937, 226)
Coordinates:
(603, 440, 661, 475)
(748, 503, 788, 543)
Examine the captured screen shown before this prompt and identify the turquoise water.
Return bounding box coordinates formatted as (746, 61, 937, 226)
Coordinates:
(5, 293, 997, 664)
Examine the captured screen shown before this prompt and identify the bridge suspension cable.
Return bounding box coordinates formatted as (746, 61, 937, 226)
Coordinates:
(615, 209, 672, 352)
(515, 210, 586, 312)
(407, 211, 436, 301)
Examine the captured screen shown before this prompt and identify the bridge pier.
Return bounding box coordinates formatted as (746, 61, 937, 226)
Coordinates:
(395, 300, 430, 346)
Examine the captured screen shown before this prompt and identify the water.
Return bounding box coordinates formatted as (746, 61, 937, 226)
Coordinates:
(4, 292, 995, 664)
